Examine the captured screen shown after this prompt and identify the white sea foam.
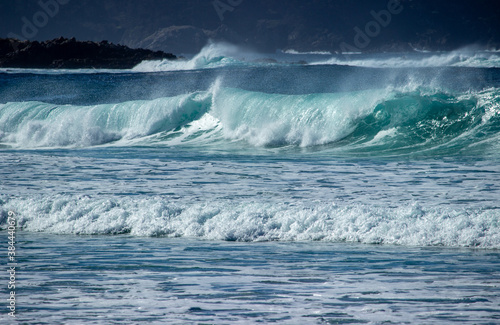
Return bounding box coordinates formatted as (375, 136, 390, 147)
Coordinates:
(311, 51, 500, 68)
(1, 196, 499, 248)
(282, 49, 333, 55)
(369, 127, 398, 143)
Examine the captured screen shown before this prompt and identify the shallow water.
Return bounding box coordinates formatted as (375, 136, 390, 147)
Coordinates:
(1, 148, 500, 247)
(1, 232, 499, 324)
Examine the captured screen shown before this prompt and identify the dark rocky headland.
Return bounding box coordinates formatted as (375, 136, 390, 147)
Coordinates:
(0, 37, 176, 69)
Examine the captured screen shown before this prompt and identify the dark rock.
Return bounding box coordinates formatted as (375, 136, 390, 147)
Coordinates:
(0, 37, 176, 69)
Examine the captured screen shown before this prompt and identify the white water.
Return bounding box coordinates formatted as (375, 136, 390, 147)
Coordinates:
(2, 195, 499, 248)
(310, 50, 500, 68)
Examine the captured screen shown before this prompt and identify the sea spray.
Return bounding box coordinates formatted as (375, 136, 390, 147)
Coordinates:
(132, 42, 257, 72)
(310, 50, 500, 68)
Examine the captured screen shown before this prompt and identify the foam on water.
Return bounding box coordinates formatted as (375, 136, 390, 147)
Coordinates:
(1, 196, 499, 248)
(311, 51, 500, 68)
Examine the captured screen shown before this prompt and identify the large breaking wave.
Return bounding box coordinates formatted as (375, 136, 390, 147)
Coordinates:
(1, 82, 499, 156)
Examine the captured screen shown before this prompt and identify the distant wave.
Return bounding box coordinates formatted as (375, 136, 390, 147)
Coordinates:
(1, 82, 499, 156)
(2, 195, 499, 248)
(132, 42, 275, 72)
(311, 51, 500, 68)
(282, 49, 333, 55)
(133, 44, 500, 72)
(3, 44, 500, 74)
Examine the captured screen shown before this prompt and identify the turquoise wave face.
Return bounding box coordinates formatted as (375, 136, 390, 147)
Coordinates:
(1, 84, 499, 156)
(338, 88, 500, 156)
(0, 92, 212, 147)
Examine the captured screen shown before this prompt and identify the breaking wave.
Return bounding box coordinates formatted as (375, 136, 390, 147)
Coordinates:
(132, 43, 500, 72)
(1, 82, 499, 155)
(1, 196, 499, 248)
(132, 42, 271, 72)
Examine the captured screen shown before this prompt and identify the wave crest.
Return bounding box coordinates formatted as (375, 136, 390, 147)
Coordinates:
(1, 84, 499, 154)
(0, 92, 211, 147)
(132, 42, 255, 72)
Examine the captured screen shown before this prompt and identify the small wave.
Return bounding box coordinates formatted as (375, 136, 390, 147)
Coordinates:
(310, 51, 500, 68)
(2, 196, 499, 248)
(282, 49, 333, 55)
(339, 88, 500, 155)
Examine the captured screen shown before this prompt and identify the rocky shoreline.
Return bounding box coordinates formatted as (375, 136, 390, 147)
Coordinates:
(0, 37, 176, 69)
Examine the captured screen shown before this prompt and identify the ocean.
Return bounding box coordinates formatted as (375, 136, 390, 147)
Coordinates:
(1, 44, 500, 324)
